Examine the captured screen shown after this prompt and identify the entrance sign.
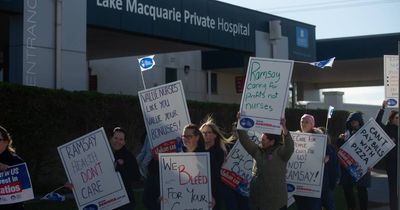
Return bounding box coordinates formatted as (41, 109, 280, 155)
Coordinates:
(159, 153, 212, 210)
(221, 130, 260, 197)
(337, 118, 395, 181)
(138, 80, 191, 158)
(384, 55, 399, 108)
(238, 57, 293, 135)
(0, 163, 34, 204)
(58, 128, 129, 210)
(286, 132, 327, 198)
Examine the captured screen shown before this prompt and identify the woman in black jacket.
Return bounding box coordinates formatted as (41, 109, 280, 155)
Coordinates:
(376, 100, 399, 210)
(110, 127, 141, 210)
(0, 125, 25, 210)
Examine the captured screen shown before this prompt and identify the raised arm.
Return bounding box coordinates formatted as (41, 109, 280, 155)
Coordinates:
(237, 129, 259, 157)
(375, 100, 387, 128)
(277, 118, 294, 161)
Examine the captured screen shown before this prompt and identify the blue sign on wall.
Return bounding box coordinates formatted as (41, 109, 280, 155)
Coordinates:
(296, 26, 309, 48)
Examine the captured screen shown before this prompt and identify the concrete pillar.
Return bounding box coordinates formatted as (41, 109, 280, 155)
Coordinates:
(12, 0, 87, 90)
(323, 91, 344, 110)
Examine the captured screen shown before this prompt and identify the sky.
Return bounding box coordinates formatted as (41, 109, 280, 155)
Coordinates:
(218, 0, 400, 105)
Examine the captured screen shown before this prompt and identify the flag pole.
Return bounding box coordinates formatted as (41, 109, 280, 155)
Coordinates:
(140, 70, 147, 89)
(50, 185, 65, 193)
(325, 115, 330, 132)
(293, 60, 311, 65)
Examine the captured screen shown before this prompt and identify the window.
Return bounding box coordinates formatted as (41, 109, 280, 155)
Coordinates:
(165, 67, 177, 83)
(206, 72, 218, 94)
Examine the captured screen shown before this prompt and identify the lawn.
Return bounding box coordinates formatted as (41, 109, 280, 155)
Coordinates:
(25, 188, 348, 210)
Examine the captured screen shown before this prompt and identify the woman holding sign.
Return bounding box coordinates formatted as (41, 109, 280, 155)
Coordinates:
(110, 127, 141, 210)
(376, 100, 399, 210)
(293, 114, 323, 210)
(182, 123, 206, 153)
(200, 117, 239, 210)
(0, 125, 25, 210)
(337, 112, 370, 210)
(236, 114, 294, 210)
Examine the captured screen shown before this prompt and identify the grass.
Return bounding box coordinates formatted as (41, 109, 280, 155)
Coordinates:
(24, 186, 374, 210)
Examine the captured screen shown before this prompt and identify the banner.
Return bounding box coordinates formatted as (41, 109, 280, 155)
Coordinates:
(58, 128, 129, 210)
(286, 132, 327, 198)
(338, 118, 395, 181)
(0, 163, 34, 204)
(159, 153, 212, 210)
(384, 55, 399, 108)
(238, 57, 293, 135)
(220, 130, 261, 197)
(138, 80, 191, 158)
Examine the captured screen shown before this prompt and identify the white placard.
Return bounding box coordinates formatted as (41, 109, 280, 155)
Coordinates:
(159, 153, 212, 210)
(337, 118, 395, 181)
(238, 57, 293, 135)
(138, 80, 191, 157)
(0, 163, 34, 204)
(286, 132, 327, 198)
(220, 130, 261, 197)
(58, 128, 129, 210)
(384, 55, 399, 108)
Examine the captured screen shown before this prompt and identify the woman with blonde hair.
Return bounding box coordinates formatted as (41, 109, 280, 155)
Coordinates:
(200, 115, 234, 210)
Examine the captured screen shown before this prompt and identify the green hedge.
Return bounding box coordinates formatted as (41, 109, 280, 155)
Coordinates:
(0, 82, 350, 194)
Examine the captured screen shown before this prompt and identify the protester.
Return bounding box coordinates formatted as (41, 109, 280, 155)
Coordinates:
(64, 127, 141, 210)
(217, 121, 251, 210)
(318, 126, 340, 210)
(337, 112, 370, 210)
(376, 100, 398, 210)
(0, 125, 25, 210)
(199, 117, 248, 210)
(293, 114, 323, 210)
(199, 116, 228, 210)
(236, 114, 294, 210)
(182, 123, 206, 152)
(109, 127, 141, 209)
(159, 124, 210, 208)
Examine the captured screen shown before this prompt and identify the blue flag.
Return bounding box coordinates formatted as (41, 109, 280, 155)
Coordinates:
(138, 55, 156, 71)
(41, 192, 65, 201)
(309, 57, 335, 69)
(327, 106, 334, 119)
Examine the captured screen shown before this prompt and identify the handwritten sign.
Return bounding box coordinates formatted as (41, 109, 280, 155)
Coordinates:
(159, 153, 212, 210)
(338, 118, 395, 181)
(221, 130, 260, 197)
(384, 55, 399, 108)
(286, 132, 327, 198)
(58, 128, 129, 210)
(0, 163, 34, 204)
(238, 57, 293, 135)
(138, 81, 191, 158)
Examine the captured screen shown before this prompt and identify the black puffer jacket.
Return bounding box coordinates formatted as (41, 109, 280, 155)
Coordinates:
(114, 146, 141, 204)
